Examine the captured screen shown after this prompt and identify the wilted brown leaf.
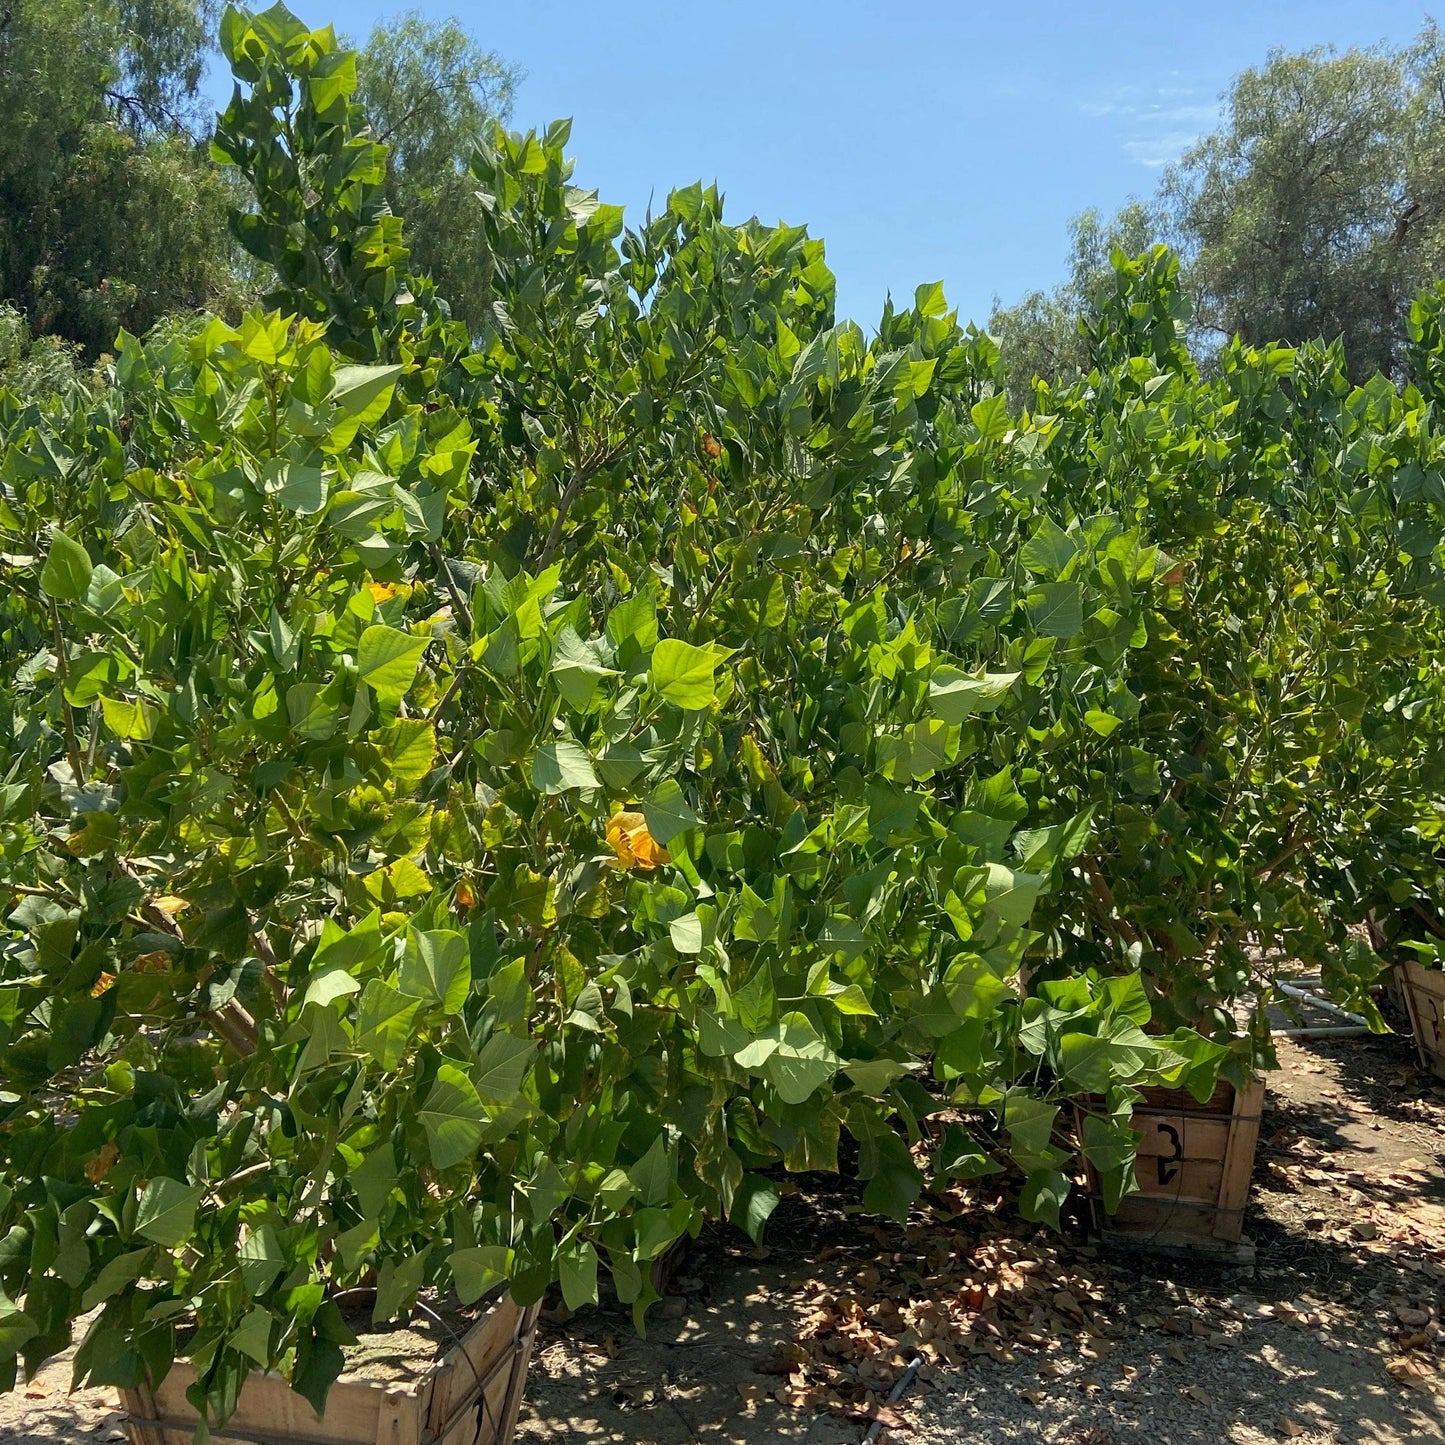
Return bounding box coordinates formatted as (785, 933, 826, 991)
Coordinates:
(1386, 1355, 1434, 1388)
(84, 1141, 119, 1184)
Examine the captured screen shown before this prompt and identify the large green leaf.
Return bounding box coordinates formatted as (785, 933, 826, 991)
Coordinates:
(399, 929, 470, 1012)
(449, 1246, 512, 1306)
(472, 1031, 535, 1104)
(1019, 1169, 1071, 1230)
(641, 779, 700, 845)
(531, 740, 599, 793)
(419, 1066, 488, 1170)
(650, 639, 729, 709)
(40, 530, 93, 600)
(357, 624, 429, 707)
(929, 668, 1020, 723)
(728, 1175, 779, 1245)
(135, 1178, 202, 1248)
(558, 1240, 599, 1310)
(1055, 1019, 1155, 1094)
(1027, 581, 1084, 639)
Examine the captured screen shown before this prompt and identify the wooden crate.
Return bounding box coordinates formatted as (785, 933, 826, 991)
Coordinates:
(1074, 1077, 1265, 1263)
(121, 1294, 540, 1445)
(1396, 960, 1445, 1080)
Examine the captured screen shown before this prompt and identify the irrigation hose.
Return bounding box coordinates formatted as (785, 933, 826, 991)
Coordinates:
(861, 1353, 924, 1444)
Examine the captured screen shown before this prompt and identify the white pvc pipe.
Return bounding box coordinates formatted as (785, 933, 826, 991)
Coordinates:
(1274, 1025, 1373, 1038)
(1276, 981, 1371, 1030)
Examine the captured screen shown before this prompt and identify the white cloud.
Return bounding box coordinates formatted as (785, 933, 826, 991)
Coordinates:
(1082, 80, 1221, 166)
(1124, 131, 1208, 167)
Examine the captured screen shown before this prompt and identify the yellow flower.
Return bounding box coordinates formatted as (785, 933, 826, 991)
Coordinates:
(606, 810, 669, 871)
(367, 581, 399, 603)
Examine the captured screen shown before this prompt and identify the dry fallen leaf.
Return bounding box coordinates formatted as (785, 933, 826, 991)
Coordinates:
(754, 1355, 797, 1376)
(837, 1403, 914, 1431)
(1277, 1416, 1308, 1438)
(1183, 1383, 1214, 1406)
(1386, 1355, 1434, 1388)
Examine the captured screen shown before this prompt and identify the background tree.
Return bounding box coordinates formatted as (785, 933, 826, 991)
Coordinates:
(1163, 44, 1413, 382)
(1401, 21, 1445, 291)
(994, 31, 1445, 391)
(0, 0, 247, 356)
(354, 11, 520, 334)
(989, 202, 1159, 406)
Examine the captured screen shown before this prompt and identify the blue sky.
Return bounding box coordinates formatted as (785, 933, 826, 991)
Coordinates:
(211, 2, 1434, 328)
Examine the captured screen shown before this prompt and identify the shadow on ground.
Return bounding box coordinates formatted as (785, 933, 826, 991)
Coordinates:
(1, 1037, 1439, 1445)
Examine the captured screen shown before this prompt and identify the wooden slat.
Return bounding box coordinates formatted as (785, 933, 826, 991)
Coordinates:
(428, 1299, 537, 1445)
(129, 1369, 393, 1445)
(431, 1356, 514, 1445)
(122, 1295, 536, 1445)
(1217, 1079, 1265, 1233)
(1398, 961, 1445, 1080)
(424, 1295, 525, 1443)
(1110, 1198, 1224, 1233)
(1134, 1077, 1235, 1114)
(491, 1305, 539, 1445)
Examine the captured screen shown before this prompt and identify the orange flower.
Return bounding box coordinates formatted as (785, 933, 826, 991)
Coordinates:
(453, 879, 476, 911)
(90, 972, 117, 997)
(702, 433, 723, 459)
(606, 810, 669, 871)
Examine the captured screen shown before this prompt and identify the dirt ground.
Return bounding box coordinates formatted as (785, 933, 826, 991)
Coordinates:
(3, 1028, 1442, 1445)
(513, 1026, 1445, 1445)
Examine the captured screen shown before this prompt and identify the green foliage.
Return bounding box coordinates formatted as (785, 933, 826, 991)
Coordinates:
(1024, 247, 1445, 1044)
(0, 309, 87, 401)
(8, 5, 1445, 1434)
(989, 203, 1162, 406)
(353, 12, 520, 337)
(211, 6, 413, 357)
(0, 7, 1224, 1424)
